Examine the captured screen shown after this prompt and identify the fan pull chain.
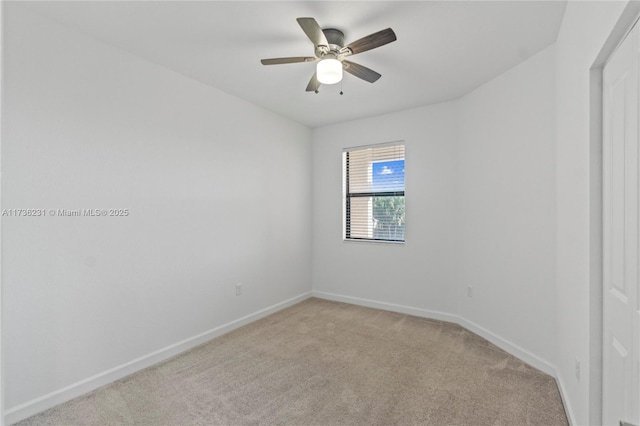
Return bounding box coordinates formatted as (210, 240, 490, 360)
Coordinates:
(340, 80, 344, 96)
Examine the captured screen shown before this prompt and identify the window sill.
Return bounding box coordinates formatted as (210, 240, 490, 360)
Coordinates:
(343, 238, 405, 246)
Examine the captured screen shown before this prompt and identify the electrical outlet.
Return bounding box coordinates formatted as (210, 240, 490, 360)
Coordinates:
(575, 358, 580, 381)
(235, 283, 242, 296)
(467, 286, 473, 298)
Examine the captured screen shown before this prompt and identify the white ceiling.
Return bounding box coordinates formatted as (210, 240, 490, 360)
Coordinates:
(19, 1, 567, 128)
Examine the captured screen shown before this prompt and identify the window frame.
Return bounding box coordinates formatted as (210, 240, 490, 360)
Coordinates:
(343, 141, 405, 244)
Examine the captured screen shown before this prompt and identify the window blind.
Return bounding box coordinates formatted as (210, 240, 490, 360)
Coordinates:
(344, 143, 405, 242)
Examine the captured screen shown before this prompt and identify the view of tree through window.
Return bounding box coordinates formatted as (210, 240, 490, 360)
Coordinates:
(344, 143, 405, 242)
(372, 159, 405, 240)
(373, 195, 405, 240)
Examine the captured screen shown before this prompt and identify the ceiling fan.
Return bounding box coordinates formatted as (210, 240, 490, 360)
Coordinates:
(260, 17, 397, 93)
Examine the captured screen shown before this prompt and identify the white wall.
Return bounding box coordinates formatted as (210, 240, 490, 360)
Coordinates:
(555, 2, 632, 424)
(2, 4, 311, 421)
(311, 102, 459, 316)
(312, 46, 557, 372)
(457, 45, 557, 367)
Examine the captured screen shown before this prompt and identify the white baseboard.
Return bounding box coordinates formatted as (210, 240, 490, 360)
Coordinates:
(312, 290, 459, 324)
(312, 290, 555, 376)
(4, 291, 313, 425)
(555, 371, 576, 426)
(456, 317, 555, 376)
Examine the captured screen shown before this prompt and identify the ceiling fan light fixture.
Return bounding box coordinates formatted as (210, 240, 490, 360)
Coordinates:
(316, 58, 343, 84)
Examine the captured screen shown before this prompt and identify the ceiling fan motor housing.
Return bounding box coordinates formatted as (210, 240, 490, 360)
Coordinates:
(317, 28, 345, 58)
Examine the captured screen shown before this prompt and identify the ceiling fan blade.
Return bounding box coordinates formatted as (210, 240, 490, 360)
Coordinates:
(343, 60, 381, 83)
(344, 28, 397, 55)
(297, 17, 329, 47)
(306, 72, 321, 92)
(261, 57, 316, 65)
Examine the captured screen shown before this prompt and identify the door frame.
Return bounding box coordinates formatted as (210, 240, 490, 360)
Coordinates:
(593, 4, 640, 425)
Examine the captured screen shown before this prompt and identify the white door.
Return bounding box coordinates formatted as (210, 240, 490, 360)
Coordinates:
(603, 21, 640, 426)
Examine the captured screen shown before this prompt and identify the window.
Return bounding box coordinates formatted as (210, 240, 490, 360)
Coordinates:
(343, 142, 405, 242)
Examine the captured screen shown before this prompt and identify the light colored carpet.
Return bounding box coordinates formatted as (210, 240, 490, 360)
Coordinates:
(16, 298, 568, 425)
